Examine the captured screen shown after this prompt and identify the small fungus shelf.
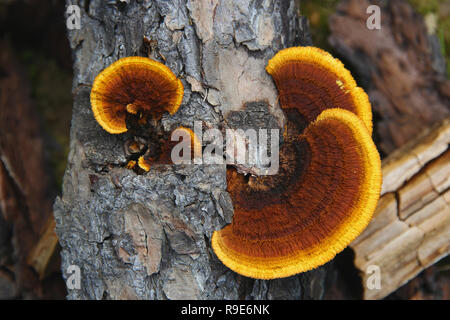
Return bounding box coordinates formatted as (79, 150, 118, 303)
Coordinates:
(90, 56, 183, 134)
(138, 127, 202, 172)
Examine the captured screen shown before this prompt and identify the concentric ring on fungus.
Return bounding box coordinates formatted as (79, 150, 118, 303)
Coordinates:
(266, 46, 373, 134)
(90, 57, 184, 134)
(212, 47, 382, 279)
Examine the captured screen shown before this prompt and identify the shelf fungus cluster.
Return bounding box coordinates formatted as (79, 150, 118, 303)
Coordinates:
(90, 56, 199, 172)
(212, 47, 382, 279)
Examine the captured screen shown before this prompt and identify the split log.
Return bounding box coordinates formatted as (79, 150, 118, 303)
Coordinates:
(350, 116, 450, 300)
(27, 217, 60, 281)
(55, 0, 329, 300)
(329, 0, 450, 155)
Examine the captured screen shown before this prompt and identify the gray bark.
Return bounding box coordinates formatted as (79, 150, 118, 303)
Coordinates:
(55, 0, 326, 300)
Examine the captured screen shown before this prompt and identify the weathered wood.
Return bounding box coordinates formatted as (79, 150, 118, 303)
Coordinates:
(27, 217, 59, 280)
(350, 116, 450, 300)
(381, 118, 450, 195)
(55, 0, 327, 300)
(329, 0, 450, 155)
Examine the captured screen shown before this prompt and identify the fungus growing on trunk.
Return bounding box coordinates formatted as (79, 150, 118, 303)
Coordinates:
(137, 127, 202, 172)
(90, 56, 183, 134)
(212, 47, 382, 279)
(266, 46, 373, 134)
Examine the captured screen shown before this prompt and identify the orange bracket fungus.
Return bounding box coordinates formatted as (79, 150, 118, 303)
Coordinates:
(90, 56, 190, 174)
(212, 47, 382, 279)
(266, 46, 373, 135)
(90, 56, 183, 134)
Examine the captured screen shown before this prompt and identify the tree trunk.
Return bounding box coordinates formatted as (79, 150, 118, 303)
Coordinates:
(55, 0, 330, 300)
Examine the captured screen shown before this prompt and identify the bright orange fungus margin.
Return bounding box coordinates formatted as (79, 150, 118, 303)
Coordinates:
(90, 57, 183, 134)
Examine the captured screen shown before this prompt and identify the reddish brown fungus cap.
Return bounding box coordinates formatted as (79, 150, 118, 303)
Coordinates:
(90, 57, 184, 134)
(212, 109, 381, 279)
(266, 46, 373, 135)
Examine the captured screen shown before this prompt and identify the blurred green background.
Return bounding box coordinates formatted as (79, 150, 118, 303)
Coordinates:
(0, 0, 72, 191)
(301, 0, 450, 76)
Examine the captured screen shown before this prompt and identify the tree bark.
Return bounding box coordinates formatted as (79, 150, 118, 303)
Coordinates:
(55, 0, 330, 300)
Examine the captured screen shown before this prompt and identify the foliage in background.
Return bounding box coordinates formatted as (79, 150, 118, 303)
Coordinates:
(300, 0, 450, 77)
(18, 52, 72, 189)
(1, 0, 73, 192)
(300, 0, 340, 53)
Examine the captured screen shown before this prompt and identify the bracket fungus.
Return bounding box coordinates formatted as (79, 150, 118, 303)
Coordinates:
(212, 47, 382, 279)
(266, 46, 373, 135)
(90, 56, 192, 174)
(90, 56, 183, 134)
